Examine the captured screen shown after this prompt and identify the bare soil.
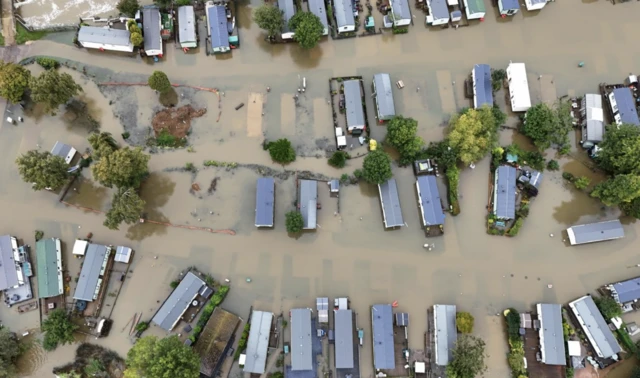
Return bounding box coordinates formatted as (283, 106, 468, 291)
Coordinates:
(151, 105, 206, 139)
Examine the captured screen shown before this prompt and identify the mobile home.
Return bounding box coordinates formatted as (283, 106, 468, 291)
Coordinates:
(463, 0, 486, 20)
(206, 3, 231, 53)
(142, 7, 163, 57)
(390, 0, 411, 26)
(178, 6, 197, 49)
(344, 80, 366, 134)
(77, 26, 133, 53)
(524, 0, 548, 11)
(426, 0, 449, 26)
(333, 0, 356, 33)
(372, 73, 396, 122)
(608, 87, 640, 126)
(278, 0, 297, 39)
(378, 179, 404, 228)
(308, 0, 329, 35)
(506, 62, 531, 112)
(498, 0, 519, 16)
(472, 64, 493, 109)
(580, 94, 604, 149)
(566, 220, 624, 246)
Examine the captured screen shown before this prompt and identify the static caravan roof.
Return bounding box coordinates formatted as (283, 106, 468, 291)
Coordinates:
(611, 277, 640, 304)
(611, 88, 640, 126)
(0, 235, 18, 291)
(465, 0, 486, 14)
(569, 295, 621, 359)
(255, 178, 275, 227)
(473, 64, 493, 109)
(73, 244, 110, 302)
(378, 179, 404, 228)
(317, 297, 329, 323)
(244, 311, 273, 374)
(51, 141, 77, 164)
(291, 308, 313, 371)
(566, 220, 624, 246)
(298, 180, 318, 230)
(308, 0, 329, 32)
(434, 304, 457, 366)
(371, 304, 395, 370)
(373, 73, 396, 120)
(416, 176, 445, 227)
(78, 26, 132, 48)
(35, 238, 63, 298)
(582, 94, 604, 143)
(208, 5, 230, 50)
(152, 271, 206, 331)
(333, 0, 355, 28)
(391, 0, 411, 21)
(430, 0, 449, 20)
(178, 6, 196, 45)
(335, 310, 354, 369)
(507, 62, 531, 112)
(494, 165, 517, 219)
(537, 304, 566, 366)
(278, 0, 296, 33)
(143, 8, 162, 53)
(501, 0, 520, 10)
(344, 80, 365, 130)
(114, 246, 132, 263)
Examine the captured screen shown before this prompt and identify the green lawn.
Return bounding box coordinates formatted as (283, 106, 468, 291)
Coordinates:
(15, 24, 47, 45)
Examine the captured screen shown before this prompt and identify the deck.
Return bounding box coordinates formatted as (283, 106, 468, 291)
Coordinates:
(523, 328, 566, 378)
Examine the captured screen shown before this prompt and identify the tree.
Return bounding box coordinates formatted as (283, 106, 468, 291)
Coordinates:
(16, 150, 69, 191)
(289, 12, 324, 49)
(125, 335, 200, 378)
(268, 138, 296, 164)
(328, 151, 348, 168)
(254, 5, 284, 38)
(0, 328, 21, 376)
(591, 174, 640, 206)
(521, 101, 572, 151)
(491, 69, 506, 92)
(130, 32, 143, 46)
(176, 0, 191, 5)
(594, 296, 622, 320)
(148, 71, 172, 94)
(92, 147, 150, 189)
(423, 140, 458, 169)
(547, 160, 560, 171)
(448, 107, 498, 165)
(104, 187, 145, 230)
(29, 70, 82, 114)
(88, 131, 119, 160)
(285, 211, 303, 233)
(361, 150, 393, 184)
(0, 62, 31, 103)
(620, 197, 640, 219)
(385, 116, 423, 165)
(573, 176, 590, 190)
(117, 0, 140, 17)
(456, 312, 474, 334)
(632, 367, 640, 378)
(42, 309, 78, 351)
(445, 335, 487, 378)
(597, 124, 640, 175)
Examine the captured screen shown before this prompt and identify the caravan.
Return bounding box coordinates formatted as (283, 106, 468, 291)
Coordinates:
(506, 62, 531, 113)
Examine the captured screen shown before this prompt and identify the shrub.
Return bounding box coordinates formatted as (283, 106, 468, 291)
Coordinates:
(507, 350, 526, 377)
(505, 308, 521, 340)
(285, 211, 304, 233)
(36, 57, 59, 70)
(267, 138, 296, 164)
(340, 173, 349, 183)
(155, 129, 186, 148)
(594, 296, 622, 319)
(562, 172, 575, 182)
(456, 312, 474, 334)
(122, 131, 130, 139)
(446, 166, 460, 216)
(547, 159, 560, 171)
(574, 176, 590, 190)
(234, 323, 251, 359)
(328, 151, 348, 168)
(353, 169, 364, 179)
(491, 69, 506, 92)
(135, 321, 149, 333)
(392, 27, 408, 34)
(130, 32, 143, 47)
(148, 71, 172, 94)
(184, 162, 196, 172)
(170, 280, 180, 289)
(507, 217, 524, 237)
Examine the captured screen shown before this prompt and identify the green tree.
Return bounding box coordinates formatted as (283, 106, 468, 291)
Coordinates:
(328, 151, 348, 168)
(289, 12, 324, 49)
(30, 69, 82, 114)
(385, 116, 423, 165)
(632, 366, 640, 378)
(491, 69, 506, 92)
(84, 358, 105, 376)
(0, 328, 21, 377)
(573, 176, 590, 190)
(597, 124, 640, 175)
(423, 140, 458, 169)
(91, 147, 150, 188)
(88, 131, 119, 160)
(125, 335, 199, 378)
(16, 150, 69, 191)
(456, 312, 474, 334)
(42, 309, 78, 351)
(285, 210, 304, 233)
(620, 197, 640, 219)
(268, 138, 296, 164)
(176, 0, 191, 5)
(445, 334, 487, 378)
(104, 187, 145, 230)
(591, 174, 640, 206)
(594, 296, 622, 320)
(361, 150, 393, 184)
(148, 71, 172, 94)
(117, 0, 140, 17)
(36, 57, 60, 70)
(521, 101, 572, 151)
(448, 107, 498, 165)
(547, 160, 560, 171)
(0, 62, 31, 103)
(254, 5, 284, 38)
(130, 32, 143, 46)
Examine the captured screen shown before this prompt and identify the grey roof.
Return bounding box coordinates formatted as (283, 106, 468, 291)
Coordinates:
(255, 178, 275, 227)
(335, 310, 354, 369)
(395, 313, 409, 327)
(371, 304, 395, 370)
(611, 277, 640, 304)
(291, 308, 313, 371)
(317, 297, 328, 311)
(152, 272, 206, 331)
(466, 0, 486, 14)
(73, 244, 109, 302)
(518, 169, 543, 189)
(0, 235, 18, 291)
(333, 0, 355, 28)
(434, 304, 457, 366)
(378, 179, 404, 228)
(473, 64, 494, 108)
(582, 94, 604, 143)
(373, 73, 396, 120)
(538, 304, 566, 366)
(114, 246, 132, 263)
(566, 220, 624, 246)
(330, 179, 340, 192)
(278, 0, 296, 33)
(308, 0, 329, 31)
(209, 5, 230, 50)
(430, 0, 449, 20)
(143, 7, 162, 52)
(494, 165, 516, 219)
(569, 295, 622, 359)
(612, 88, 640, 126)
(344, 80, 365, 129)
(391, 0, 411, 21)
(77, 26, 132, 47)
(501, 0, 520, 10)
(416, 176, 445, 227)
(51, 141, 73, 160)
(178, 6, 196, 44)
(35, 238, 63, 298)
(530, 0, 546, 3)
(298, 180, 318, 230)
(244, 311, 274, 374)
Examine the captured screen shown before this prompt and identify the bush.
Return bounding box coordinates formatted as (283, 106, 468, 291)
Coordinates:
(562, 172, 575, 182)
(234, 324, 251, 359)
(594, 296, 622, 319)
(507, 350, 526, 377)
(117, 0, 140, 17)
(507, 217, 524, 237)
(616, 328, 637, 354)
(176, 0, 191, 5)
(267, 139, 296, 164)
(574, 176, 590, 190)
(547, 160, 560, 171)
(505, 309, 521, 341)
(566, 367, 574, 378)
(36, 57, 59, 70)
(340, 173, 349, 183)
(135, 321, 149, 333)
(285, 210, 304, 233)
(184, 162, 196, 172)
(353, 169, 364, 179)
(148, 71, 172, 94)
(456, 312, 474, 334)
(170, 280, 179, 289)
(155, 129, 186, 148)
(392, 27, 408, 34)
(328, 151, 348, 168)
(122, 131, 130, 139)
(446, 166, 460, 216)
(491, 69, 506, 92)
(130, 32, 143, 47)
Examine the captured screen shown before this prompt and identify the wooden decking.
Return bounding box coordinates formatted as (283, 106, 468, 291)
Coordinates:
(523, 328, 566, 378)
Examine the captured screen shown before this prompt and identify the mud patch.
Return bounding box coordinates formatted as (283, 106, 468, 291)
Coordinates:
(152, 105, 207, 139)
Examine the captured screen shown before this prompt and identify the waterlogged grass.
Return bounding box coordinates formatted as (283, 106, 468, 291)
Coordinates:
(16, 24, 47, 45)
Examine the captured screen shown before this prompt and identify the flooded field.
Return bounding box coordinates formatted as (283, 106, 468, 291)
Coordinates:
(3, 0, 640, 377)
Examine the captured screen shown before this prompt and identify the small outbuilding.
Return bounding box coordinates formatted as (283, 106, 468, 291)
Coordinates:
(333, 0, 356, 33)
(373, 73, 396, 122)
(580, 94, 605, 148)
(426, 0, 449, 25)
(142, 7, 163, 57)
(206, 4, 230, 53)
(566, 219, 624, 246)
(463, 0, 486, 19)
(298, 180, 318, 230)
(506, 62, 531, 112)
(51, 141, 77, 164)
(178, 6, 197, 49)
(77, 26, 133, 53)
(472, 64, 493, 109)
(378, 178, 404, 229)
(498, 0, 520, 16)
(525, 0, 548, 11)
(73, 239, 88, 256)
(255, 177, 275, 228)
(493, 165, 517, 220)
(608, 87, 640, 126)
(317, 297, 329, 323)
(344, 80, 366, 134)
(114, 246, 132, 264)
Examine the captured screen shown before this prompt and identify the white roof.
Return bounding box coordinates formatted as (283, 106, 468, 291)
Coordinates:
(507, 62, 531, 112)
(567, 340, 581, 357)
(239, 354, 246, 365)
(73, 240, 88, 255)
(415, 361, 426, 373)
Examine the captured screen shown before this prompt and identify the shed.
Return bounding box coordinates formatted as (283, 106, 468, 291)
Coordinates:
(329, 179, 340, 193)
(77, 26, 133, 53)
(434, 304, 457, 366)
(0, 235, 19, 291)
(525, 0, 548, 11)
(278, 0, 296, 39)
(416, 176, 445, 227)
(373, 73, 396, 121)
(73, 244, 111, 302)
(298, 180, 318, 230)
(610, 276, 640, 305)
(581, 94, 604, 148)
(498, 0, 520, 15)
(507, 62, 531, 112)
(568, 295, 622, 359)
(371, 304, 395, 370)
(493, 165, 517, 220)
(143, 7, 163, 56)
(472, 64, 493, 109)
(378, 179, 404, 228)
(608, 88, 640, 126)
(244, 311, 274, 374)
(151, 271, 206, 331)
(73, 239, 88, 256)
(518, 169, 543, 190)
(317, 297, 329, 323)
(390, 0, 411, 26)
(291, 308, 313, 371)
(308, 0, 329, 35)
(413, 159, 436, 175)
(335, 310, 354, 369)
(333, 0, 355, 33)
(566, 219, 624, 246)
(395, 313, 409, 327)
(114, 246, 132, 264)
(520, 313, 532, 328)
(195, 307, 240, 377)
(178, 6, 197, 49)
(255, 178, 275, 228)
(207, 4, 230, 53)
(35, 238, 63, 298)
(344, 80, 366, 133)
(426, 0, 449, 25)
(567, 340, 581, 357)
(463, 0, 486, 19)
(537, 303, 566, 366)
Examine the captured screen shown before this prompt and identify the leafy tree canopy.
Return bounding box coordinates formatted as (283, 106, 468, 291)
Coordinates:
(30, 69, 82, 114)
(289, 12, 324, 49)
(254, 6, 284, 38)
(88, 132, 119, 160)
(620, 197, 640, 219)
(117, 0, 140, 17)
(445, 334, 487, 378)
(591, 174, 640, 206)
(104, 187, 146, 230)
(148, 71, 172, 94)
(125, 335, 200, 378)
(361, 150, 393, 184)
(91, 147, 150, 189)
(42, 309, 78, 351)
(0, 327, 21, 376)
(422, 140, 458, 169)
(597, 124, 640, 175)
(268, 138, 296, 164)
(130, 32, 143, 47)
(456, 312, 474, 334)
(328, 151, 348, 168)
(521, 101, 572, 151)
(16, 150, 69, 191)
(385, 116, 423, 165)
(285, 210, 304, 233)
(594, 296, 622, 320)
(448, 107, 498, 165)
(0, 62, 31, 103)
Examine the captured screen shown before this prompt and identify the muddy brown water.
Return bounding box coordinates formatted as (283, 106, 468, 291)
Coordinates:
(3, 1, 640, 377)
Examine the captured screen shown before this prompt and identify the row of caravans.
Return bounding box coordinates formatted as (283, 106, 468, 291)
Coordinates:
(424, 0, 553, 26)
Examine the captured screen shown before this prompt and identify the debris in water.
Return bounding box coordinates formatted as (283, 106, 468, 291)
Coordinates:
(235, 103, 245, 110)
(225, 278, 230, 283)
(549, 233, 554, 237)
(208, 177, 219, 194)
(152, 105, 206, 139)
(191, 183, 200, 191)
(246, 277, 252, 283)
(548, 284, 553, 289)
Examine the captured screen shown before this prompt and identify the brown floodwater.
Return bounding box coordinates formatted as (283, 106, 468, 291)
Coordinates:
(4, 1, 640, 377)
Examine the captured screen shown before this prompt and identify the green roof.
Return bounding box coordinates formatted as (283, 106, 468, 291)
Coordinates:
(36, 238, 63, 298)
(467, 0, 486, 14)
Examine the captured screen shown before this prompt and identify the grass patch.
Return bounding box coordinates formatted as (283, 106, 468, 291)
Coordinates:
(0, 33, 4, 47)
(616, 328, 637, 355)
(16, 24, 47, 45)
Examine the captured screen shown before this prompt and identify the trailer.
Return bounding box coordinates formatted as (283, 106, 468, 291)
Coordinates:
(506, 62, 531, 112)
(524, 0, 549, 11)
(463, 0, 486, 20)
(426, 0, 450, 26)
(498, 0, 519, 16)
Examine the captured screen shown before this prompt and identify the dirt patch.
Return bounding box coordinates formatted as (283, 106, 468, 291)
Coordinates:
(53, 343, 125, 378)
(151, 105, 206, 139)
